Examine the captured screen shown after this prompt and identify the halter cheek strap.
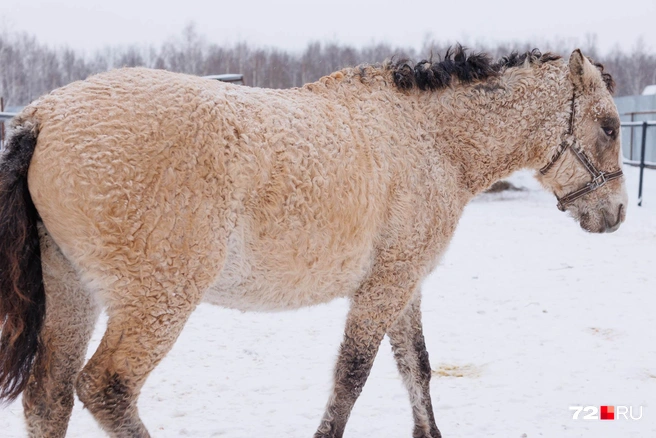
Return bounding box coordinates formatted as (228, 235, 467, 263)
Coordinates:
(539, 93, 623, 211)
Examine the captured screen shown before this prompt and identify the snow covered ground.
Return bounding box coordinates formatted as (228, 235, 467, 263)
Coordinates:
(2, 166, 655, 437)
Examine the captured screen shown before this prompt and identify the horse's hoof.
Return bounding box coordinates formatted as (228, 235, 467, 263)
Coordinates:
(413, 426, 442, 438)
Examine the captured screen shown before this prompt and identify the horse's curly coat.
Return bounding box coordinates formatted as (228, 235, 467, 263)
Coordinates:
(0, 48, 626, 438)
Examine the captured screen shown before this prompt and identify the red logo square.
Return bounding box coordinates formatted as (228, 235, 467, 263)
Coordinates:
(600, 405, 615, 420)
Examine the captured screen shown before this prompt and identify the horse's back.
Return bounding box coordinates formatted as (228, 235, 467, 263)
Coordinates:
(26, 68, 389, 308)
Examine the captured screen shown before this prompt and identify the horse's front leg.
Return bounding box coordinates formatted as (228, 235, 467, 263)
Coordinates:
(387, 293, 441, 438)
(23, 224, 101, 438)
(314, 262, 421, 438)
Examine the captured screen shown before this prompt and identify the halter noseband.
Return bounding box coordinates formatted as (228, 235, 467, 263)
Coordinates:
(539, 93, 623, 211)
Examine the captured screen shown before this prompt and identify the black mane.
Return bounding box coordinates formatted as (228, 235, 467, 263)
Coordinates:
(390, 45, 615, 94)
(391, 45, 498, 91)
(495, 48, 561, 69)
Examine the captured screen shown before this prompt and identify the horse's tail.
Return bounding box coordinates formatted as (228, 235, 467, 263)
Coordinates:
(0, 119, 45, 402)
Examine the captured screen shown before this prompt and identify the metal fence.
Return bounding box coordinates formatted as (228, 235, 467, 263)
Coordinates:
(621, 121, 656, 206)
(0, 112, 16, 149)
(622, 110, 656, 162)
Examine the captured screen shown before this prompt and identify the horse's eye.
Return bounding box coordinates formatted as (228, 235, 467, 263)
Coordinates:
(603, 127, 615, 137)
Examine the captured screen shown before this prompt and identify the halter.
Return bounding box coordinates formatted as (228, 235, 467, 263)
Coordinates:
(539, 93, 623, 211)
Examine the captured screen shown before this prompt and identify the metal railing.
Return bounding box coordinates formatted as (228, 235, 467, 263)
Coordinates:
(0, 112, 16, 149)
(621, 121, 656, 206)
(623, 110, 656, 161)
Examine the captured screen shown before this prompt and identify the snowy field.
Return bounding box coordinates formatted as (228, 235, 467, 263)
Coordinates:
(2, 167, 655, 438)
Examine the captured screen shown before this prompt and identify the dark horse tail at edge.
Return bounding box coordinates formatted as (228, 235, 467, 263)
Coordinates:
(0, 122, 45, 402)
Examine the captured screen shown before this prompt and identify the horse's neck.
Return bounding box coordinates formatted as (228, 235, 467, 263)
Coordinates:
(413, 67, 571, 195)
(309, 64, 571, 196)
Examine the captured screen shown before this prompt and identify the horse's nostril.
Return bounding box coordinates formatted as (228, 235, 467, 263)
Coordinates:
(613, 204, 625, 227)
(602, 204, 624, 233)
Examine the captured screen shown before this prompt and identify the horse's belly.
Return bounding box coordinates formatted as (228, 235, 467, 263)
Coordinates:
(202, 229, 373, 312)
(203, 275, 356, 312)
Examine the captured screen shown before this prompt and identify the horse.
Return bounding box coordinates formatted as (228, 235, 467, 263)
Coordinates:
(0, 46, 626, 438)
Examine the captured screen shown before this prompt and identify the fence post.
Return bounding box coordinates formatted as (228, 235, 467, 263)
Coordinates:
(629, 112, 635, 160)
(0, 97, 4, 149)
(638, 121, 648, 206)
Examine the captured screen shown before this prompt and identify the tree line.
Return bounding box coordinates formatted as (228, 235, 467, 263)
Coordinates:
(1, 24, 655, 108)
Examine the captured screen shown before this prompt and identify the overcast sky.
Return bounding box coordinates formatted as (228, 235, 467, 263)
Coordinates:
(2, 0, 655, 56)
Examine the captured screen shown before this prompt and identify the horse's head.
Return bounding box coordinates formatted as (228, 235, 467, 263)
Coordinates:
(537, 49, 627, 233)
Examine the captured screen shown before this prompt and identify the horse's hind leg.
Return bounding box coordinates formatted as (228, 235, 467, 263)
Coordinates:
(23, 224, 101, 438)
(74, 283, 199, 438)
(387, 294, 441, 438)
(74, 245, 222, 438)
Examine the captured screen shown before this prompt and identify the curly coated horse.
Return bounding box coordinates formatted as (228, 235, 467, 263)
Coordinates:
(0, 47, 626, 437)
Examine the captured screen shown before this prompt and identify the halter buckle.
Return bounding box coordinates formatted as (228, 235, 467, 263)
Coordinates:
(590, 173, 607, 189)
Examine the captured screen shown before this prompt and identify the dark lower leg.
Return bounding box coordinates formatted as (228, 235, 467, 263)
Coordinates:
(76, 363, 149, 438)
(23, 352, 76, 438)
(388, 296, 441, 438)
(314, 267, 420, 438)
(314, 332, 384, 438)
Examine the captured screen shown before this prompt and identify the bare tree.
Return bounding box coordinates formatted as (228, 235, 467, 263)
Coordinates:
(1, 27, 655, 108)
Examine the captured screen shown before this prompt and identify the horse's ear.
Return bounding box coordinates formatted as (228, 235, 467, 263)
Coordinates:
(568, 49, 597, 91)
